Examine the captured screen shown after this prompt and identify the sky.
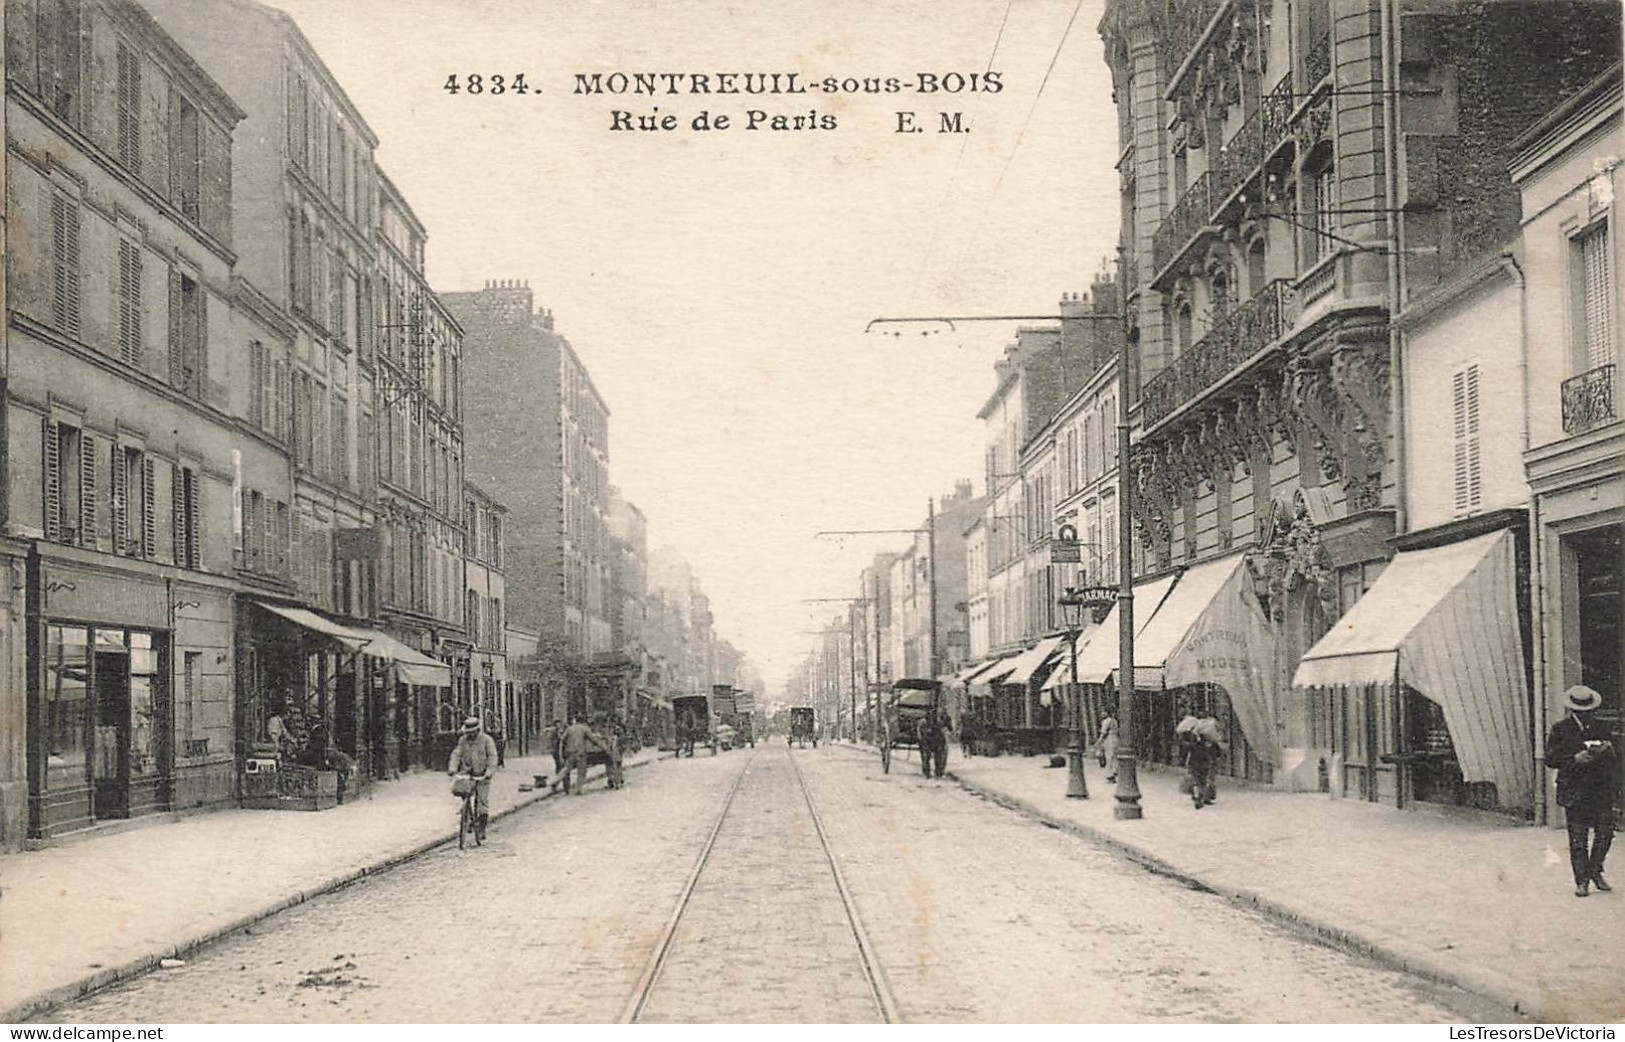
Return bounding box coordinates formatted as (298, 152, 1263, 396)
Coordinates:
(272, 0, 1122, 693)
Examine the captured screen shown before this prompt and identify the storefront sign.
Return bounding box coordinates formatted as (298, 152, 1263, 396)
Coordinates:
(43, 562, 167, 628)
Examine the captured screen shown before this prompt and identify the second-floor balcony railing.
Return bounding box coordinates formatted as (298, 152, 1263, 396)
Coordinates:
(1211, 79, 1297, 214)
(1141, 278, 1297, 428)
(1151, 169, 1215, 279)
(1303, 32, 1332, 92)
(1561, 362, 1618, 435)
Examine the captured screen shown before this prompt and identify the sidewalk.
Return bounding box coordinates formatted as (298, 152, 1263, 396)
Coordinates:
(0, 749, 658, 1022)
(855, 743, 1621, 1023)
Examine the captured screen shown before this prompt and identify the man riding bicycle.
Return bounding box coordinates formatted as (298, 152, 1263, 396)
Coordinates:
(448, 715, 499, 837)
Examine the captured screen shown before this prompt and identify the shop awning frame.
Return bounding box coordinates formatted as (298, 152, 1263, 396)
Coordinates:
(346, 627, 453, 688)
(254, 602, 368, 650)
(998, 635, 1069, 686)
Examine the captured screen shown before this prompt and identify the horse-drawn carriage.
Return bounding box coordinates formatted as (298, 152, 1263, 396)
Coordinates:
(880, 679, 945, 774)
(788, 706, 817, 748)
(672, 693, 715, 757)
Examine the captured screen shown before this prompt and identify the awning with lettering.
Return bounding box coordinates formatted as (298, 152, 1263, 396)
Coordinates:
(254, 602, 368, 651)
(1153, 553, 1280, 767)
(347, 628, 453, 688)
(1069, 573, 1179, 685)
(1293, 530, 1531, 809)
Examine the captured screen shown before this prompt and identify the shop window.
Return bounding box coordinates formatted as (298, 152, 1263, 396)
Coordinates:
(45, 625, 90, 785)
(181, 651, 202, 758)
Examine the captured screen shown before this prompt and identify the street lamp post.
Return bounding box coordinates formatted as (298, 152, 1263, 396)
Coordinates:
(1058, 588, 1090, 799)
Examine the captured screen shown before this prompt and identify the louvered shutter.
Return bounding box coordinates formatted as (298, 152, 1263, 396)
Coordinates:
(201, 120, 230, 242)
(247, 340, 263, 428)
(188, 472, 202, 570)
(141, 456, 156, 559)
(196, 289, 209, 402)
(117, 45, 141, 174)
(78, 432, 96, 547)
(289, 514, 304, 592)
(1582, 224, 1613, 371)
(44, 418, 61, 542)
(239, 488, 251, 569)
(168, 269, 183, 389)
(51, 194, 82, 336)
(112, 444, 128, 555)
(118, 240, 143, 365)
(172, 463, 184, 564)
(1452, 365, 1482, 514)
(1465, 365, 1481, 508)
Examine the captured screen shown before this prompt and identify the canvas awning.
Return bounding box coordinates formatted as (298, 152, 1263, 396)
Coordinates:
(347, 628, 453, 688)
(254, 602, 368, 650)
(1069, 573, 1179, 684)
(999, 635, 1069, 686)
(1151, 553, 1280, 766)
(1293, 529, 1532, 808)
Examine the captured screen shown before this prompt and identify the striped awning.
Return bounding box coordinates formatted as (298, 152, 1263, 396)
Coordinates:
(1294, 530, 1531, 809)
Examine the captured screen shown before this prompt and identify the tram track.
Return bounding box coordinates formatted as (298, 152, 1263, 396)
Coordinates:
(620, 744, 899, 1024)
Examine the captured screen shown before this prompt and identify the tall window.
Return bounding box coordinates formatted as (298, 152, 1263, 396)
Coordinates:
(171, 95, 201, 222)
(173, 464, 201, 569)
(116, 44, 141, 175)
(169, 272, 206, 399)
(113, 444, 152, 558)
(1451, 363, 1482, 514)
(1310, 165, 1337, 263)
(51, 193, 82, 336)
(1573, 221, 1614, 372)
(38, 0, 83, 122)
(44, 419, 90, 546)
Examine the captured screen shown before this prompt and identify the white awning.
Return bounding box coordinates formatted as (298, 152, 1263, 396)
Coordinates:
(254, 602, 368, 650)
(999, 635, 1069, 686)
(1069, 573, 1179, 684)
(1294, 529, 1531, 808)
(1040, 626, 1097, 694)
(1155, 553, 1280, 766)
(348, 628, 453, 688)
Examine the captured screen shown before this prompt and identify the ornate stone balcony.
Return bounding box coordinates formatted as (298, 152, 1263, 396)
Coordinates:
(1139, 279, 1297, 429)
(1562, 363, 1618, 435)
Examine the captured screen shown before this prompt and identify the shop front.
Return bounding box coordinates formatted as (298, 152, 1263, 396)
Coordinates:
(994, 634, 1070, 755)
(1294, 527, 1536, 818)
(27, 549, 174, 838)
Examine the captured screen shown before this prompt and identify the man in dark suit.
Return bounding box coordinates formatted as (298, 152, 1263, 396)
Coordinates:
(1545, 685, 1619, 897)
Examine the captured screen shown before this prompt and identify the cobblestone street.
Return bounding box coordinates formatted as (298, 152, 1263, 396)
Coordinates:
(41, 745, 1521, 1023)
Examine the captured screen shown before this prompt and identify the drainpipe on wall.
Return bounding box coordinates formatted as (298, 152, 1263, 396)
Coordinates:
(1381, 0, 1406, 538)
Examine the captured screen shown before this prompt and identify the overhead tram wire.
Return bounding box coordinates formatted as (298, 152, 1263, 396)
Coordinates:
(910, 0, 1015, 303)
(964, 0, 1088, 252)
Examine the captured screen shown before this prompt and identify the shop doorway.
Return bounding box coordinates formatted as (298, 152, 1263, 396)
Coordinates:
(1571, 524, 1622, 806)
(92, 645, 130, 819)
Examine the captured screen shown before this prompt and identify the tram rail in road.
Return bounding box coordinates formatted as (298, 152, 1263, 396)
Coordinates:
(619, 745, 900, 1024)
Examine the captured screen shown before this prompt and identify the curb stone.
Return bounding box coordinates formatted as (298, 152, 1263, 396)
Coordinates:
(2, 754, 668, 1025)
(830, 742, 1541, 1022)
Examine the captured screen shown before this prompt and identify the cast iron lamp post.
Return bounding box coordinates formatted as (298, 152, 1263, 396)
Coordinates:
(1058, 586, 1091, 798)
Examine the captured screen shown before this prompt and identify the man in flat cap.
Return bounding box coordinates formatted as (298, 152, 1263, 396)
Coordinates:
(1545, 685, 1619, 897)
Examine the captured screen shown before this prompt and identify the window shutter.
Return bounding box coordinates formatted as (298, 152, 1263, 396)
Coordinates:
(141, 456, 156, 559)
(289, 514, 303, 591)
(201, 120, 230, 241)
(1452, 365, 1482, 513)
(168, 269, 183, 389)
(187, 471, 202, 570)
(118, 240, 143, 365)
(196, 288, 210, 402)
(51, 193, 82, 336)
(248, 340, 263, 428)
(117, 45, 141, 174)
(1465, 365, 1481, 509)
(77, 432, 96, 547)
(1582, 224, 1613, 371)
(44, 418, 61, 542)
(112, 443, 128, 555)
(172, 463, 184, 564)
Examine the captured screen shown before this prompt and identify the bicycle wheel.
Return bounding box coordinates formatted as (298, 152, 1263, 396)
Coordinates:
(459, 798, 472, 850)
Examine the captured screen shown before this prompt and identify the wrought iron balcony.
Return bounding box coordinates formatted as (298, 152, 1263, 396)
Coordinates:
(1151, 170, 1215, 280)
(1160, 0, 1226, 73)
(1304, 32, 1331, 91)
(1210, 80, 1298, 213)
(1561, 363, 1618, 435)
(1140, 279, 1297, 428)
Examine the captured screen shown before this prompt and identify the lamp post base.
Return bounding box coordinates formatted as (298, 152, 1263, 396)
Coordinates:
(1066, 734, 1090, 798)
(1112, 754, 1143, 819)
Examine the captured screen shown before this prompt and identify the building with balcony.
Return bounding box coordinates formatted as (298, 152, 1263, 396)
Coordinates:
(1513, 67, 1621, 824)
(4, 0, 248, 841)
(1100, 0, 1619, 808)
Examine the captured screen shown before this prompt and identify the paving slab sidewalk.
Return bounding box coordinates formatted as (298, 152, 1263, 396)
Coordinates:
(0, 750, 660, 1022)
(833, 741, 1623, 1023)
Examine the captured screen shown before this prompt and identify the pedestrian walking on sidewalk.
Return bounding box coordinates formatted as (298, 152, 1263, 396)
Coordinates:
(1177, 714, 1222, 809)
(447, 716, 499, 837)
(1545, 684, 1619, 898)
(1094, 714, 1119, 784)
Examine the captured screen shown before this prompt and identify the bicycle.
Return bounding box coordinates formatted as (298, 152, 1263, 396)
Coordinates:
(453, 772, 488, 849)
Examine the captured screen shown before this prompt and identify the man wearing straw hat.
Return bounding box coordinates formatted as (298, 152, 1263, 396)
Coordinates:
(1545, 685, 1619, 898)
(448, 715, 499, 838)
